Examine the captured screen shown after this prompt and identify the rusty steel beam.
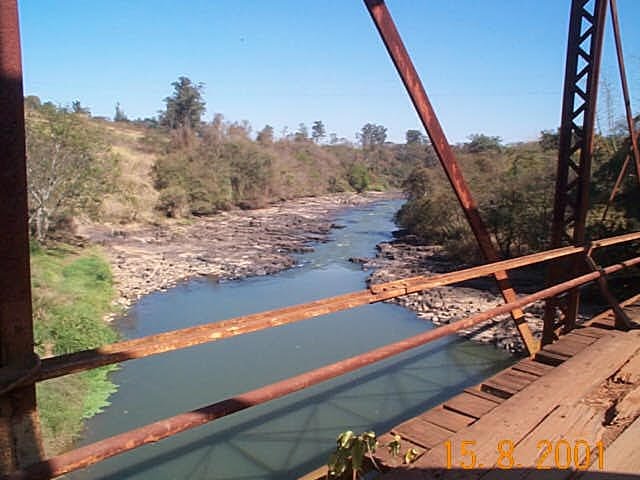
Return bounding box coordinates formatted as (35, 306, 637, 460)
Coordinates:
(583, 254, 633, 329)
(6, 255, 640, 480)
(0, 0, 44, 473)
(602, 151, 632, 221)
(543, 0, 607, 342)
(0, 231, 626, 387)
(0, 231, 635, 392)
(363, 0, 538, 355)
(601, 0, 640, 220)
(610, 0, 640, 183)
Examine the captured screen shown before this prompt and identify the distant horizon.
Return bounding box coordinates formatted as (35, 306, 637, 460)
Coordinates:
(19, 1, 640, 144)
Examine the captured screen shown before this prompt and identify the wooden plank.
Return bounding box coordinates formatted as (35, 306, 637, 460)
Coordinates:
(534, 349, 569, 366)
(570, 326, 610, 339)
(590, 315, 616, 330)
(480, 380, 516, 399)
(597, 416, 640, 474)
(613, 352, 640, 385)
(408, 331, 640, 480)
(544, 338, 588, 357)
(392, 417, 454, 449)
(502, 369, 539, 384)
(379, 467, 423, 480)
(614, 383, 640, 420)
(444, 392, 500, 419)
(480, 371, 535, 399)
(623, 304, 640, 323)
(375, 433, 426, 469)
(562, 331, 597, 345)
(463, 387, 506, 404)
(481, 404, 604, 480)
(419, 407, 475, 433)
(511, 359, 554, 377)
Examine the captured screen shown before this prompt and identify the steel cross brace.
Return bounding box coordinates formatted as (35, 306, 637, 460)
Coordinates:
(363, 0, 538, 355)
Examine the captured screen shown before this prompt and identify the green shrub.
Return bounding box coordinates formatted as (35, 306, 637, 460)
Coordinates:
(347, 163, 371, 193)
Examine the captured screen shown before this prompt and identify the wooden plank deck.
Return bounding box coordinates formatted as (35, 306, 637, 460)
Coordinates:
(377, 295, 640, 479)
(299, 295, 640, 480)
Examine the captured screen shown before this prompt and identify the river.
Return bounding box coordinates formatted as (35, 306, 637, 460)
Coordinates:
(72, 199, 513, 480)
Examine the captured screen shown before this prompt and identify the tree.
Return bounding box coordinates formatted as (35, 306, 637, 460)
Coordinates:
(257, 124, 274, 144)
(311, 120, 326, 144)
(24, 95, 42, 110)
(114, 102, 128, 122)
(71, 100, 90, 115)
(161, 76, 206, 130)
(464, 133, 502, 153)
(347, 163, 370, 193)
(358, 123, 387, 148)
(539, 129, 559, 151)
(25, 104, 116, 241)
(294, 123, 309, 142)
(405, 129, 426, 145)
(402, 166, 431, 200)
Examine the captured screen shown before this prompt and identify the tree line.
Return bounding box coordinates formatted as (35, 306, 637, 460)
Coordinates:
(148, 78, 429, 216)
(24, 75, 639, 264)
(396, 128, 640, 262)
(23, 77, 432, 240)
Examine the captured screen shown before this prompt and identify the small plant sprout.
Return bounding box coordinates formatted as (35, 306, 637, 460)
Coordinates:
(327, 431, 419, 479)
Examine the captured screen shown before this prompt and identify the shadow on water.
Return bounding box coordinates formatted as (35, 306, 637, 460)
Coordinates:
(85, 337, 507, 480)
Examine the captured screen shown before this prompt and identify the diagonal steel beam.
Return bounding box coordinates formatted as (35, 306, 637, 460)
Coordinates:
(610, 0, 640, 182)
(601, 0, 640, 220)
(363, 0, 538, 355)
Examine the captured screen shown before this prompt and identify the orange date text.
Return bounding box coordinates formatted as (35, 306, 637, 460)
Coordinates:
(444, 439, 604, 470)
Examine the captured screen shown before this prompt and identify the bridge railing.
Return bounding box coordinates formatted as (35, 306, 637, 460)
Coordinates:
(2, 231, 639, 480)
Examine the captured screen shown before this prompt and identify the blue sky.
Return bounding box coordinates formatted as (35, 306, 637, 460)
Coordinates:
(18, 1, 640, 144)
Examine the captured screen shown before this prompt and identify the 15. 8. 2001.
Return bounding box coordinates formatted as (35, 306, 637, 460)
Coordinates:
(444, 439, 604, 470)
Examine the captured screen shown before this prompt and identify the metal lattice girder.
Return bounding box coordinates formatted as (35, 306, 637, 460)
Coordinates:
(552, 0, 607, 246)
(543, 0, 608, 342)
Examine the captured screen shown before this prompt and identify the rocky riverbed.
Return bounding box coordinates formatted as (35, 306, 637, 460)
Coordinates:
(360, 236, 548, 354)
(77, 192, 399, 311)
(80, 192, 562, 354)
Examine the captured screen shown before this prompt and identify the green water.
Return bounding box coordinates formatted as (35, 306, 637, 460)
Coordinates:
(73, 200, 513, 479)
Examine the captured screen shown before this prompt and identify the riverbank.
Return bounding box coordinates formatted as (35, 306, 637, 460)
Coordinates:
(361, 237, 547, 354)
(77, 192, 400, 311)
(30, 244, 119, 455)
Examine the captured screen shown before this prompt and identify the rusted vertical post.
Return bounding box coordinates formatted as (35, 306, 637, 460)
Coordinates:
(543, 0, 607, 343)
(0, 0, 44, 472)
(363, 0, 538, 355)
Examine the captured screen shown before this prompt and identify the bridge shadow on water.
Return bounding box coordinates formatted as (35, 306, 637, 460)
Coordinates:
(81, 337, 514, 480)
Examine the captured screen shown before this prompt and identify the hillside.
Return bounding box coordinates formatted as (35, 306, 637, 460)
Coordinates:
(27, 111, 419, 234)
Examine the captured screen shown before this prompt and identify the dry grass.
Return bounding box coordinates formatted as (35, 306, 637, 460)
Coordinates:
(93, 121, 160, 223)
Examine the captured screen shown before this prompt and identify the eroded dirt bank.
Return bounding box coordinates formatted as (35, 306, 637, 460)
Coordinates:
(78, 192, 399, 310)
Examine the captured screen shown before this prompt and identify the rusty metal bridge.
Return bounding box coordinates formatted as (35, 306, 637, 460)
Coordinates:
(1, 1, 639, 479)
